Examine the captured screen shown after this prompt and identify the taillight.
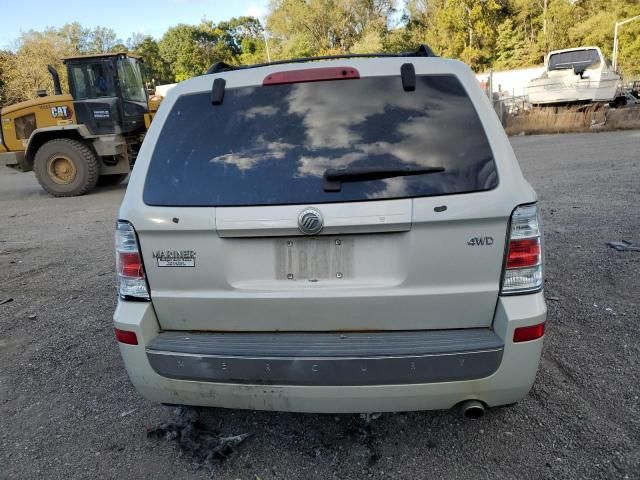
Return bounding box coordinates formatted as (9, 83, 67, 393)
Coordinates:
(501, 204, 543, 294)
(115, 221, 150, 300)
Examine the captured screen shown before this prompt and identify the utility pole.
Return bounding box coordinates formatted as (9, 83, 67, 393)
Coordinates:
(464, 4, 473, 47)
(613, 14, 640, 72)
(543, 0, 548, 53)
(263, 30, 271, 63)
(259, 19, 271, 63)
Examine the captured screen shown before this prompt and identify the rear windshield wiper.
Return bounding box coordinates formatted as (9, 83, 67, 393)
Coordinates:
(323, 165, 445, 192)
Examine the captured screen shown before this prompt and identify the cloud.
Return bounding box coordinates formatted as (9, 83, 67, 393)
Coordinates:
(296, 152, 367, 177)
(242, 105, 279, 120)
(210, 136, 294, 171)
(205, 77, 494, 197)
(132, 26, 152, 35)
(366, 177, 410, 199)
(245, 4, 267, 19)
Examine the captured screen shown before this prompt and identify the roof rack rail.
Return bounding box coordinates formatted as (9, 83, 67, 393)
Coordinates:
(205, 44, 437, 75)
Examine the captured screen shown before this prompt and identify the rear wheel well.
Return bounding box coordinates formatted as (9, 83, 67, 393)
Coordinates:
(25, 130, 88, 169)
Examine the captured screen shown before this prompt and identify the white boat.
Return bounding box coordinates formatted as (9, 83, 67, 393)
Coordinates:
(527, 47, 621, 105)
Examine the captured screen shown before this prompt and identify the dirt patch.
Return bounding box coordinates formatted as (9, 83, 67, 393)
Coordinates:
(147, 407, 253, 471)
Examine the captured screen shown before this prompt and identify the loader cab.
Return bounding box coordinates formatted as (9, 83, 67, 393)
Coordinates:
(64, 53, 148, 136)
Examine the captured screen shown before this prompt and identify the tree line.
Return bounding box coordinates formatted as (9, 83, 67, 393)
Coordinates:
(1, 0, 639, 107)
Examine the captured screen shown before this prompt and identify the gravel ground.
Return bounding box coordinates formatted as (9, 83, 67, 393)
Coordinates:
(1, 130, 639, 480)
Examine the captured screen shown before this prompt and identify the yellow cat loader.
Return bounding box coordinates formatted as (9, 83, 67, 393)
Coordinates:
(0, 52, 159, 196)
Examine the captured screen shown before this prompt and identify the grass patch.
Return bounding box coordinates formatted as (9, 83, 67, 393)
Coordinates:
(505, 105, 640, 135)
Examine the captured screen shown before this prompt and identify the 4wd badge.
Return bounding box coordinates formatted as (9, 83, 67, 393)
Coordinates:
(467, 236, 494, 246)
(50, 106, 72, 119)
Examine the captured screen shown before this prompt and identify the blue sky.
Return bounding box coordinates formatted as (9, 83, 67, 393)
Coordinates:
(1, 0, 269, 49)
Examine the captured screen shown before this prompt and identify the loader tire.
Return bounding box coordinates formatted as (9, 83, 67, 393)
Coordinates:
(97, 173, 128, 187)
(34, 139, 99, 197)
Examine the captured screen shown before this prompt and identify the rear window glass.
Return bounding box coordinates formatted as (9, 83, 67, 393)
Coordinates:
(548, 50, 601, 71)
(144, 74, 497, 206)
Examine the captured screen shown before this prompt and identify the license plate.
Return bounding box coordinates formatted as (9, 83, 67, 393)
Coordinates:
(276, 237, 354, 281)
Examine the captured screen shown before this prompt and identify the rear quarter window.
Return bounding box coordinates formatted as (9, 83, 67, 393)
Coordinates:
(144, 74, 498, 206)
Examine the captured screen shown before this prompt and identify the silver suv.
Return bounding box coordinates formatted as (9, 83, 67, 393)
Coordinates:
(114, 47, 546, 416)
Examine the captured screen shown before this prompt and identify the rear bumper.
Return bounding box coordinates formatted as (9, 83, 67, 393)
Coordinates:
(146, 329, 504, 386)
(114, 293, 546, 413)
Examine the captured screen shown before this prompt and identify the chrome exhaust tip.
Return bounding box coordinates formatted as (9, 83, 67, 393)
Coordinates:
(459, 400, 486, 419)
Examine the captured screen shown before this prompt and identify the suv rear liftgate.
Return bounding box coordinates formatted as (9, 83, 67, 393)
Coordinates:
(140, 69, 506, 335)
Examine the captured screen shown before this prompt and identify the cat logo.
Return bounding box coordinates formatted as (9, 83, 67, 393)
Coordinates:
(50, 105, 73, 120)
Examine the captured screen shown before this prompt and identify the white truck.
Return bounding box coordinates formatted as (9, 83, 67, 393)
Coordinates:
(527, 47, 623, 105)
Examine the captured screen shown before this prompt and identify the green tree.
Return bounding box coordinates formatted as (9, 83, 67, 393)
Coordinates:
(383, 0, 505, 70)
(129, 36, 172, 85)
(87, 26, 119, 53)
(571, 0, 640, 77)
(0, 23, 122, 106)
(430, 0, 504, 70)
(110, 43, 129, 53)
(158, 17, 266, 80)
(1, 28, 77, 105)
(58, 22, 91, 53)
(494, 18, 526, 68)
(0, 50, 13, 106)
(267, 0, 395, 58)
(540, 0, 575, 53)
(383, 0, 430, 52)
(223, 16, 268, 64)
(491, 0, 545, 66)
(159, 22, 236, 81)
